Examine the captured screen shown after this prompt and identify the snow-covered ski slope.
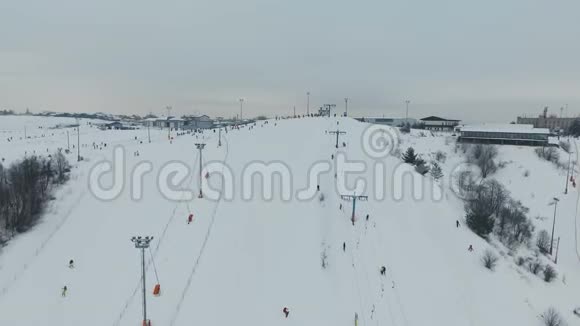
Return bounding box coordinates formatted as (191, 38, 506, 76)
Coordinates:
(0, 115, 579, 326)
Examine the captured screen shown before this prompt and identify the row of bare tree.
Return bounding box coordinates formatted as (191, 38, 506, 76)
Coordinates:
(0, 151, 70, 245)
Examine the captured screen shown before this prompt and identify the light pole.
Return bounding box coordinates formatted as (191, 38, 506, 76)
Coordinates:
(344, 98, 349, 117)
(76, 118, 81, 162)
(307, 92, 310, 115)
(239, 98, 244, 121)
(166, 106, 172, 140)
(405, 100, 410, 123)
(549, 197, 559, 255)
(565, 151, 572, 194)
(147, 122, 151, 143)
(131, 236, 154, 326)
(195, 143, 206, 198)
(218, 128, 222, 147)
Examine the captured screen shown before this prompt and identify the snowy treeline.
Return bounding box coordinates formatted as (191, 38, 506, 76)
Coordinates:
(0, 151, 70, 244)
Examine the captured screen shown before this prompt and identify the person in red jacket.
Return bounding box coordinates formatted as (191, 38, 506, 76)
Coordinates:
(282, 307, 289, 318)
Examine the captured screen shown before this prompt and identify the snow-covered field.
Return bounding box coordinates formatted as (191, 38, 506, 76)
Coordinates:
(0, 115, 579, 326)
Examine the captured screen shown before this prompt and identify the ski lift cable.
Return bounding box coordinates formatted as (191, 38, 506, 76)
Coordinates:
(113, 150, 199, 325)
(148, 247, 160, 285)
(169, 135, 230, 325)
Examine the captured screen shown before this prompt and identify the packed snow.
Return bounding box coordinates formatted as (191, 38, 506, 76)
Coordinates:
(0, 115, 579, 326)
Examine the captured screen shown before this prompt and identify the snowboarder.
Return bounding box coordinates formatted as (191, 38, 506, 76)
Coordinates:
(188, 214, 193, 224)
(343, 242, 346, 252)
(456, 220, 460, 228)
(61, 285, 67, 297)
(69, 259, 74, 269)
(380, 266, 386, 275)
(468, 244, 474, 252)
(282, 307, 289, 318)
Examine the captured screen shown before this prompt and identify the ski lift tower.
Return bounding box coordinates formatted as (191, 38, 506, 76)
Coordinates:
(195, 143, 206, 198)
(131, 236, 154, 326)
(341, 193, 368, 225)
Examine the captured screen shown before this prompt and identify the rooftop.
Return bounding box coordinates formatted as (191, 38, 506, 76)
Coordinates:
(460, 124, 550, 134)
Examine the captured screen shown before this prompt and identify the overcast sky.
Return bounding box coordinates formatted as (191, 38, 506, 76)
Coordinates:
(0, 0, 579, 123)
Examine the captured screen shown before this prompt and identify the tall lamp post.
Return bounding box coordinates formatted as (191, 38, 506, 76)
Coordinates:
(549, 197, 559, 255)
(239, 98, 244, 121)
(76, 118, 81, 161)
(307, 92, 310, 115)
(344, 98, 349, 117)
(131, 236, 154, 326)
(565, 150, 573, 194)
(405, 100, 410, 123)
(195, 143, 206, 198)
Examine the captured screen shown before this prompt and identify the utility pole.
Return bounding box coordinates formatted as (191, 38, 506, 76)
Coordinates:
(166, 106, 172, 140)
(67, 130, 70, 150)
(550, 197, 559, 255)
(131, 236, 154, 326)
(341, 194, 368, 225)
(239, 98, 244, 121)
(344, 98, 349, 117)
(24, 126, 27, 139)
(147, 122, 151, 143)
(565, 151, 572, 194)
(218, 128, 222, 147)
(76, 118, 81, 162)
(405, 100, 410, 123)
(328, 128, 346, 148)
(307, 92, 310, 115)
(293, 106, 296, 117)
(555, 236, 561, 264)
(195, 143, 206, 198)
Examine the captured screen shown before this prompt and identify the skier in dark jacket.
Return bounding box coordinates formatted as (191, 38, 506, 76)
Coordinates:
(282, 307, 289, 318)
(380, 266, 386, 275)
(343, 242, 346, 252)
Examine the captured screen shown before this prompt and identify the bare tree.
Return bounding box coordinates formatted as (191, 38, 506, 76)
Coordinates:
(481, 250, 499, 270)
(537, 230, 551, 254)
(469, 144, 498, 178)
(543, 265, 557, 282)
(542, 307, 565, 326)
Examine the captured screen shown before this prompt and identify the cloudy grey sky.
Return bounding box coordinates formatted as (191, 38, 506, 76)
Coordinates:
(0, 0, 579, 122)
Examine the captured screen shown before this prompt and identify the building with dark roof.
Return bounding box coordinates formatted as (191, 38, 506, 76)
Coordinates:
(458, 124, 550, 146)
(420, 116, 461, 131)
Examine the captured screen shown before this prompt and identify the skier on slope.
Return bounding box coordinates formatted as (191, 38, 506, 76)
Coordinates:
(188, 214, 193, 224)
(61, 285, 68, 297)
(282, 307, 290, 318)
(69, 259, 74, 269)
(380, 266, 386, 275)
(343, 242, 346, 252)
(456, 220, 460, 228)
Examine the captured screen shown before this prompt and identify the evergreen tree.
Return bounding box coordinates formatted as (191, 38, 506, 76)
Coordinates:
(430, 162, 443, 180)
(568, 119, 580, 137)
(401, 147, 417, 164)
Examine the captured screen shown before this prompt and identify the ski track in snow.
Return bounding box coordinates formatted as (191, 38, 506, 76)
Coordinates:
(168, 135, 230, 325)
